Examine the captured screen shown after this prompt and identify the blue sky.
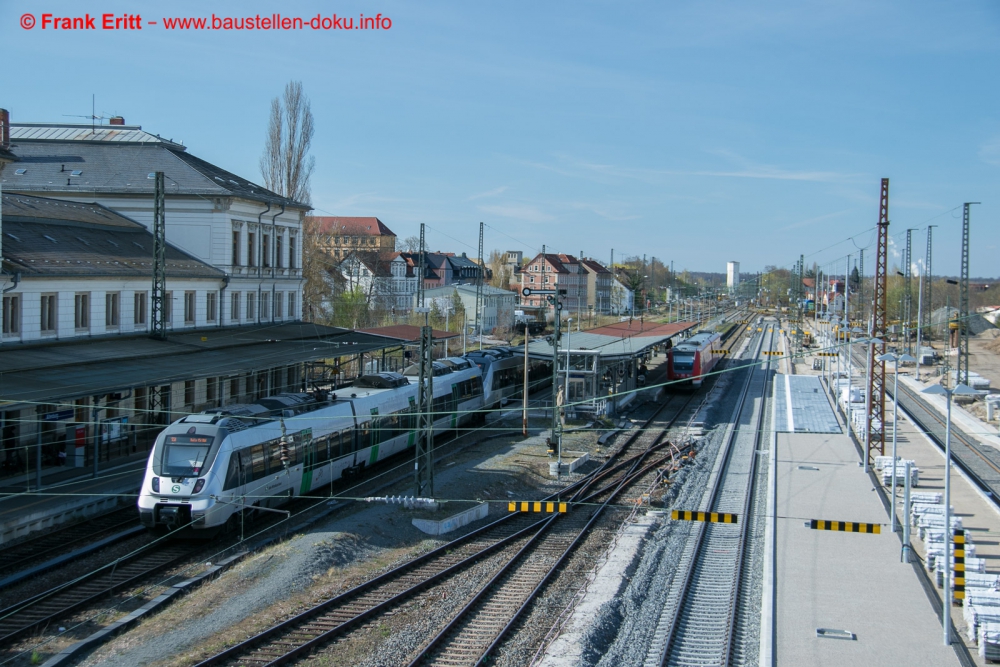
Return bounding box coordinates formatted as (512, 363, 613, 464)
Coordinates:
(1, 1, 998, 277)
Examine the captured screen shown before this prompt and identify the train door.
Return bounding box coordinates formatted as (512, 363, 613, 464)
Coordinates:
(298, 428, 315, 495)
(368, 407, 380, 466)
(407, 396, 417, 447)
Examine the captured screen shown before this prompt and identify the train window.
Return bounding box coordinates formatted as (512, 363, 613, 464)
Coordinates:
(239, 449, 253, 483)
(672, 353, 695, 371)
(267, 440, 283, 473)
(223, 453, 242, 490)
(357, 422, 370, 450)
(342, 428, 355, 455)
(316, 434, 330, 464)
(250, 445, 266, 481)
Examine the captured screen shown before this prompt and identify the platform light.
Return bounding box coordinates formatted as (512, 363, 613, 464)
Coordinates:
(877, 352, 916, 536)
(923, 382, 977, 646)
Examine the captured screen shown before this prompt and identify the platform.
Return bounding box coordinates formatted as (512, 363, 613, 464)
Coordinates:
(763, 373, 963, 666)
(773, 374, 841, 433)
(0, 460, 145, 545)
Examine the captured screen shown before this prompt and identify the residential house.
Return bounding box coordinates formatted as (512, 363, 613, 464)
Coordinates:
(580, 258, 613, 314)
(305, 216, 397, 261)
(514, 253, 588, 315)
(1, 118, 307, 327)
(423, 284, 517, 334)
(611, 277, 635, 315)
(399, 251, 485, 290)
(337, 251, 418, 315)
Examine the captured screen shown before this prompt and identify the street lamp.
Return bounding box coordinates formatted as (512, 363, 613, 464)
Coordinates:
(923, 381, 978, 646)
(847, 326, 864, 440)
(877, 352, 917, 535)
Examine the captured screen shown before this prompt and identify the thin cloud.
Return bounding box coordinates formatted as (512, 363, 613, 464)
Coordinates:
(478, 203, 554, 223)
(778, 209, 854, 231)
(467, 186, 508, 201)
(979, 137, 1000, 166)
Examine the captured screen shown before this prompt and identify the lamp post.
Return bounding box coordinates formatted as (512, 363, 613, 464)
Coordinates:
(923, 381, 978, 646)
(878, 352, 917, 534)
(847, 326, 864, 443)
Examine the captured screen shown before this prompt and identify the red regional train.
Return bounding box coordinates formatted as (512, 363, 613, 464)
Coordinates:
(667, 331, 723, 387)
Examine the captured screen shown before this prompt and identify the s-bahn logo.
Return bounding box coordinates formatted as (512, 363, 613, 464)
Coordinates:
(171, 485, 181, 493)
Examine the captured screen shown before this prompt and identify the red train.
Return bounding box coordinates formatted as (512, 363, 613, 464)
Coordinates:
(667, 331, 723, 387)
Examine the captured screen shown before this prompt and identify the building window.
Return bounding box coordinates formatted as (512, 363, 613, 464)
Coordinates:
(231, 291, 241, 320)
(229, 376, 240, 400)
(232, 229, 241, 266)
(164, 291, 173, 323)
(105, 293, 120, 328)
(276, 233, 283, 269)
(134, 292, 147, 325)
(184, 291, 196, 324)
(247, 292, 256, 320)
(41, 294, 57, 333)
(206, 376, 218, 403)
(74, 293, 90, 330)
(288, 236, 296, 269)
(262, 233, 271, 268)
(288, 292, 296, 318)
(2, 295, 19, 335)
(260, 292, 271, 320)
(248, 231, 256, 268)
(184, 380, 195, 406)
(206, 292, 218, 322)
(274, 292, 283, 320)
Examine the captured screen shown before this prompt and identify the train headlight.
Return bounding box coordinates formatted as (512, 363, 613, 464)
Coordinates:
(151, 477, 160, 493)
(193, 479, 206, 494)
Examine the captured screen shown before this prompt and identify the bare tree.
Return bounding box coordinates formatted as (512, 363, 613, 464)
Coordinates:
(487, 249, 513, 291)
(260, 81, 315, 203)
(399, 235, 422, 253)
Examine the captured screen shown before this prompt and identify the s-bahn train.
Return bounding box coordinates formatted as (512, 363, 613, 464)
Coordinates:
(137, 350, 551, 534)
(464, 347, 552, 411)
(667, 331, 723, 388)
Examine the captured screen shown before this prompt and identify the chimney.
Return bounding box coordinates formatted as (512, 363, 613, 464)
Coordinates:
(0, 108, 9, 149)
(109, 116, 125, 126)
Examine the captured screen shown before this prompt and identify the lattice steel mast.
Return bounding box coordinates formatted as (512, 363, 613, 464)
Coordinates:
(922, 226, 935, 339)
(958, 203, 979, 385)
(150, 171, 167, 340)
(415, 223, 434, 497)
(475, 221, 484, 350)
(865, 178, 890, 467)
(904, 229, 913, 354)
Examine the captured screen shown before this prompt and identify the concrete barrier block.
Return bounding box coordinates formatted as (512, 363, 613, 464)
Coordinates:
(412, 502, 489, 536)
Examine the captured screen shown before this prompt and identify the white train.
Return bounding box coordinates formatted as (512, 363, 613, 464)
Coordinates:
(138, 364, 483, 533)
(137, 351, 552, 534)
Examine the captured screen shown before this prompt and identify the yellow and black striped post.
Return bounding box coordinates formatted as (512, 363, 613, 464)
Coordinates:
(763, 351, 783, 356)
(808, 519, 880, 534)
(671, 510, 739, 524)
(509, 501, 568, 514)
(816, 352, 838, 357)
(955, 530, 966, 603)
(712, 349, 731, 355)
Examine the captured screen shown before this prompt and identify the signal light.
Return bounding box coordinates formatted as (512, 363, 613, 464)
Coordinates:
(151, 477, 160, 493)
(193, 479, 206, 494)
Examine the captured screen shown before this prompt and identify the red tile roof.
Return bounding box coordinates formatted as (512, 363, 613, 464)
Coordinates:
(580, 258, 611, 274)
(305, 216, 396, 236)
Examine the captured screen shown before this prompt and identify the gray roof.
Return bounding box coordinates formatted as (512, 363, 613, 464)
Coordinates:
(425, 284, 516, 297)
(2, 125, 308, 209)
(521, 331, 674, 361)
(0, 322, 397, 405)
(1, 193, 224, 279)
(10, 123, 184, 147)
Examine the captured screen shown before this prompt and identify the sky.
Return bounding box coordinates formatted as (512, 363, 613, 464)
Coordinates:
(1, 0, 998, 278)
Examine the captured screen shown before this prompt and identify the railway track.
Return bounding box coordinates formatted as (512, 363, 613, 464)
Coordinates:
(193, 381, 699, 667)
(640, 320, 774, 667)
(0, 504, 140, 582)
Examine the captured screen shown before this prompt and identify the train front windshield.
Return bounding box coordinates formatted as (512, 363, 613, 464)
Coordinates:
(673, 353, 695, 371)
(161, 436, 214, 476)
